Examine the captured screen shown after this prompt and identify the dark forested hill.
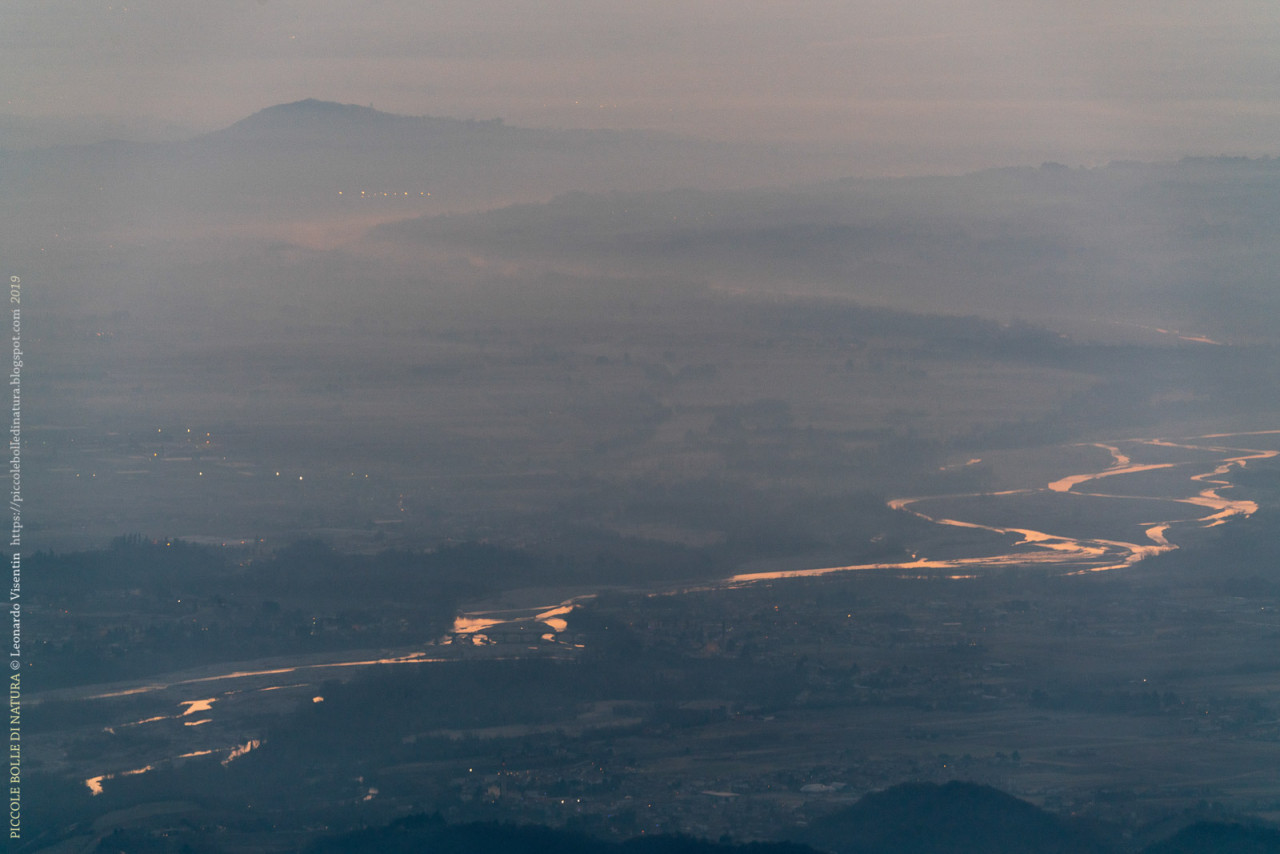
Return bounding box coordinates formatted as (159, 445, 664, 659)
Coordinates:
(795, 781, 1113, 854)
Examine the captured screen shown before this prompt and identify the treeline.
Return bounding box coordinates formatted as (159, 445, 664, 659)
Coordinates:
(56, 780, 1280, 854)
(306, 813, 821, 854)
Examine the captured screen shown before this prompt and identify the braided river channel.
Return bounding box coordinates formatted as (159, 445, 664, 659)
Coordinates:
(48, 430, 1280, 795)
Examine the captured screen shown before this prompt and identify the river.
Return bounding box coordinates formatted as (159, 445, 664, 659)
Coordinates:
(55, 429, 1280, 794)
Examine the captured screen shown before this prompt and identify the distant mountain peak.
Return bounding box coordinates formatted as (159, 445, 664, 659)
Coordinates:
(269, 98, 396, 117)
(230, 99, 404, 129)
(208, 99, 508, 142)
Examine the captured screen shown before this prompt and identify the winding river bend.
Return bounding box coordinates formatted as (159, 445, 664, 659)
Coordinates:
(436, 431, 1280, 646)
(731, 430, 1279, 583)
(58, 430, 1280, 794)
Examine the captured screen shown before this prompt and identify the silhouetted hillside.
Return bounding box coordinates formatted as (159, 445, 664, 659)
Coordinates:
(1141, 821, 1280, 854)
(0, 99, 816, 257)
(367, 157, 1280, 340)
(304, 813, 823, 854)
(215, 98, 427, 138)
(796, 780, 1113, 854)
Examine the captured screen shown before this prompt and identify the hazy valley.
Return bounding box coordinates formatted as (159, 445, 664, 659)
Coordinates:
(11, 101, 1280, 852)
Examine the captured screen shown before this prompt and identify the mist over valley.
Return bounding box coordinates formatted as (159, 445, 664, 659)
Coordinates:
(14, 101, 1280, 852)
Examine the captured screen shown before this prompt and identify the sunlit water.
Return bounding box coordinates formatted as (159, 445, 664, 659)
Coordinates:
(76, 431, 1277, 793)
(733, 431, 1276, 581)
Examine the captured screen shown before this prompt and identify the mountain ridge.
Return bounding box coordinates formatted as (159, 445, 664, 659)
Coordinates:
(205, 98, 514, 143)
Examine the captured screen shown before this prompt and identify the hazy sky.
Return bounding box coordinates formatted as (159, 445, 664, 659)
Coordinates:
(5, 0, 1280, 173)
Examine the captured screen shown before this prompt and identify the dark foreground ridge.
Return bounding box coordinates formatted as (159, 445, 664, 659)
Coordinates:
(305, 813, 820, 854)
(1142, 821, 1280, 854)
(795, 780, 1111, 854)
(297, 783, 1280, 854)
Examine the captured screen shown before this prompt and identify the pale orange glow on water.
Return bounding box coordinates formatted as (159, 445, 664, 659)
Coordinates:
(739, 433, 1276, 582)
(86, 652, 452, 701)
(179, 698, 217, 715)
(88, 736, 273, 795)
(1201, 430, 1280, 439)
(67, 432, 1279, 802)
(535, 604, 575, 624)
(222, 739, 260, 766)
(1047, 462, 1175, 493)
(92, 685, 161, 699)
(451, 616, 503, 634)
(85, 765, 155, 795)
(445, 598, 587, 643)
(1097, 444, 1131, 467)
